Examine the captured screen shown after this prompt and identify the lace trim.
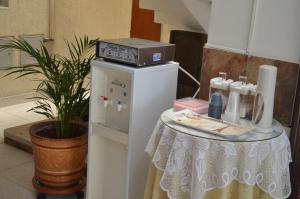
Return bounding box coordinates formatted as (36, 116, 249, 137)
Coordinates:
(146, 121, 292, 199)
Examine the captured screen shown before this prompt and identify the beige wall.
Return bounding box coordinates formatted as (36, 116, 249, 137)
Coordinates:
(161, 24, 177, 43)
(160, 24, 195, 43)
(52, 0, 132, 56)
(0, 0, 49, 37)
(0, 0, 132, 101)
(0, 0, 49, 98)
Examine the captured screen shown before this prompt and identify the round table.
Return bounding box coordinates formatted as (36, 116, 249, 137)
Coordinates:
(144, 109, 292, 199)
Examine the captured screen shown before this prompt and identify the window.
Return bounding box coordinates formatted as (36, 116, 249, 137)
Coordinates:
(0, 37, 13, 69)
(20, 34, 44, 65)
(0, 0, 9, 7)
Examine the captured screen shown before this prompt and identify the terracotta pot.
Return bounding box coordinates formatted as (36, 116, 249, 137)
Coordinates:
(30, 121, 88, 188)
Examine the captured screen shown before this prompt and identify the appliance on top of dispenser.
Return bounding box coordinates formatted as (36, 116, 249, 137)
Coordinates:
(96, 38, 175, 67)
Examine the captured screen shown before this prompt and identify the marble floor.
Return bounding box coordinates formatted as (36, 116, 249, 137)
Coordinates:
(0, 102, 46, 142)
(0, 102, 79, 199)
(0, 143, 81, 199)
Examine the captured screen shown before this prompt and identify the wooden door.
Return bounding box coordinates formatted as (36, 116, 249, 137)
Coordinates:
(169, 30, 207, 99)
(130, 0, 161, 41)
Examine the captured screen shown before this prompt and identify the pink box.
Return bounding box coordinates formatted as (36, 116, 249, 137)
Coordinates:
(173, 97, 209, 114)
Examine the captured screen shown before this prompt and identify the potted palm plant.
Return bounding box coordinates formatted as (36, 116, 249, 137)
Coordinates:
(0, 36, 97, 199)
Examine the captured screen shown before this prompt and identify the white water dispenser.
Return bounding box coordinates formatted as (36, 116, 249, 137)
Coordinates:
(86, 59, 178, 199)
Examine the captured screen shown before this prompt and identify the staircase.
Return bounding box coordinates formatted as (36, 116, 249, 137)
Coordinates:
(140, 0, 212, 33)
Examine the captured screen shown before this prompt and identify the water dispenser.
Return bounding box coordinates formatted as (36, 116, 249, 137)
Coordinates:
(86, 59, 179, 199)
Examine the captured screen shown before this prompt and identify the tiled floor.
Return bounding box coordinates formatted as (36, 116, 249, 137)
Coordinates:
(0, 102, 79, 199)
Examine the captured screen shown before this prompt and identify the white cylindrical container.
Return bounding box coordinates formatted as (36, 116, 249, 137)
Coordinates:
(224, 82, 241, 124)
(252, 65, 277, 132)
(224, 91, 240, 123)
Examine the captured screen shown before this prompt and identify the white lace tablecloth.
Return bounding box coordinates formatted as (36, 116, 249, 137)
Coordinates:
(145, 120, 292, 199)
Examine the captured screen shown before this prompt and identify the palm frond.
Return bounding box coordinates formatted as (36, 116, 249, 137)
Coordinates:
(0, 36, 97, 138)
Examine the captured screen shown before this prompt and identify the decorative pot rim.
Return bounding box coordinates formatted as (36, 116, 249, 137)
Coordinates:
(29, 120, 88, 142)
